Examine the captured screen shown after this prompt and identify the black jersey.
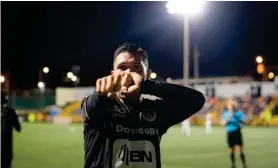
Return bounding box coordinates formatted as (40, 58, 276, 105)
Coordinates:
(1, 106, 21, 158)
(82, 79, 205, 168)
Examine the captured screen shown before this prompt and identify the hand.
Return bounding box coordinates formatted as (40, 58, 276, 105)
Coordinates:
(121, 72, 143, 101)
(96, 71, 143, 101)
(96, 72, 122, 98)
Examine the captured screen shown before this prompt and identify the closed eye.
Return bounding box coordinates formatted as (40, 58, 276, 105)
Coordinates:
(118, 65, 127, 71)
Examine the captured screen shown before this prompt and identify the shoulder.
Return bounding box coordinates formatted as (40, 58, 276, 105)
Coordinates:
(6, 107, 16, 113)
(236, 110, 244, 115)
(238, 110, 246, 118)
(4, 107, 18, 117)
(81, 90, 99, 107)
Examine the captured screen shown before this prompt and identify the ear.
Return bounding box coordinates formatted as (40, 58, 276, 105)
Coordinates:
(146, 69, 152, 79)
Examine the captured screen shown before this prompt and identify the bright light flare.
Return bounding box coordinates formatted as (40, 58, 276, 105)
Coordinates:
(71, 75, 77, 82)
(43, 67, 49, 73)
(166, 0, 205, 16)
(257, 64, 265, 74)
(256, 56, 263, 64)
(37, 81, 45, 88)
(150, 72, 157, 79)
(0, 75, 5, 83)
(268, 72, 275, 79)
(67, 72, 74, 79)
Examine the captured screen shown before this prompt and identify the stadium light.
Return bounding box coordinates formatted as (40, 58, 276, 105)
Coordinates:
(166, 0, 205, 84)
(166, 0, 205, 16)
(0, 75, 5, 83)
(256, 56, 263, 64)
(150, 72, 157, 79)
(37, 81, 45, 89)
(257, 64, 265, 75)
(71, 75, 77, 82)
(67, 72, 74, 79)
(268, 72, 275, 79)
(43, 67, 49, 74)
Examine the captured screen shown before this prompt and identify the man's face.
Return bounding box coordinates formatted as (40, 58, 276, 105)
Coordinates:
(113, 52, 150, 78)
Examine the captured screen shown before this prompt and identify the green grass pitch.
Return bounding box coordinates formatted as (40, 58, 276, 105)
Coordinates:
(13, 123, 278, 168)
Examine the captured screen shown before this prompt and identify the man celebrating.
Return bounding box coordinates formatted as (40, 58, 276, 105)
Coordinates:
(81, 43, 205, 168)
(221, 100, 248, 168)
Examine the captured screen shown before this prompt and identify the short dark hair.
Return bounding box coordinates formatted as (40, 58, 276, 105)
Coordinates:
(114, 43, 149, 69)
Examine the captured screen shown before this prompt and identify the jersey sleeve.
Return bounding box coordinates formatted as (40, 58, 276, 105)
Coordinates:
(238, 110, 246, 121)
(12, 109, 21, 132)
(141, 79, 205, 128)
(81, 90, 111, 125)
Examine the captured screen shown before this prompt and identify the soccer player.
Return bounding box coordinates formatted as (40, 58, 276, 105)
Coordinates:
(221, 100, 248, 168)
(81, 43, 205, 168)
(205, 111, 212, 134)
(203, 98, 214, 134)
(180, 118, 191, 136)
(1, 92, 22, 168)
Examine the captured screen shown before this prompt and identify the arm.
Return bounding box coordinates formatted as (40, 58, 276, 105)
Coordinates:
(12, 109, 21, 132)
(221, 115, 233, 126)
(81, 90, 111, 126)
(234, 111, 249, 125)
(141, 80, 205, 126)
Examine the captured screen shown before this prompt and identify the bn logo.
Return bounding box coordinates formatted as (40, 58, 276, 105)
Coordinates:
(116, 145, 152, 166)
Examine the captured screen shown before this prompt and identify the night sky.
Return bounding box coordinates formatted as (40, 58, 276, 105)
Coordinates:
(2, 1, 278, 89)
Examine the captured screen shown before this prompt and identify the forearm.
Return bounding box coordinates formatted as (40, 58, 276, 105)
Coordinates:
(13, 111, 22, 132)
(141, 79, 205, 112)
(141, 80, 205, 125)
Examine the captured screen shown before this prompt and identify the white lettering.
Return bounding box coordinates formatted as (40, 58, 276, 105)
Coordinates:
(115, 125, 158, 135)
(139, 128, 143, 134)
(144, 128, 150, 134)
(150, 128, 155, 135)
(156, 129, 159, 135)
(116, 125, 123, 132)
(124, 128, 130, 133)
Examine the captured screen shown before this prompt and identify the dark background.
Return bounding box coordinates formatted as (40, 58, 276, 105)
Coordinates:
(2, 1, 278, 89)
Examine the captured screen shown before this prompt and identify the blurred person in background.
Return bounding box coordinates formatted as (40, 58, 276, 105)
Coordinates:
(1, 91, 22, 168)
(203, 97, 215, 134)
(180, 117, 191, 136)
(205, 111, 212, 134)
(221, 100, 248, 168)
(81, 43, 205, 168)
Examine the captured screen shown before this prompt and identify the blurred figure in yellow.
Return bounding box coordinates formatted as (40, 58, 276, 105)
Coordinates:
(28, 113, 36, 123)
